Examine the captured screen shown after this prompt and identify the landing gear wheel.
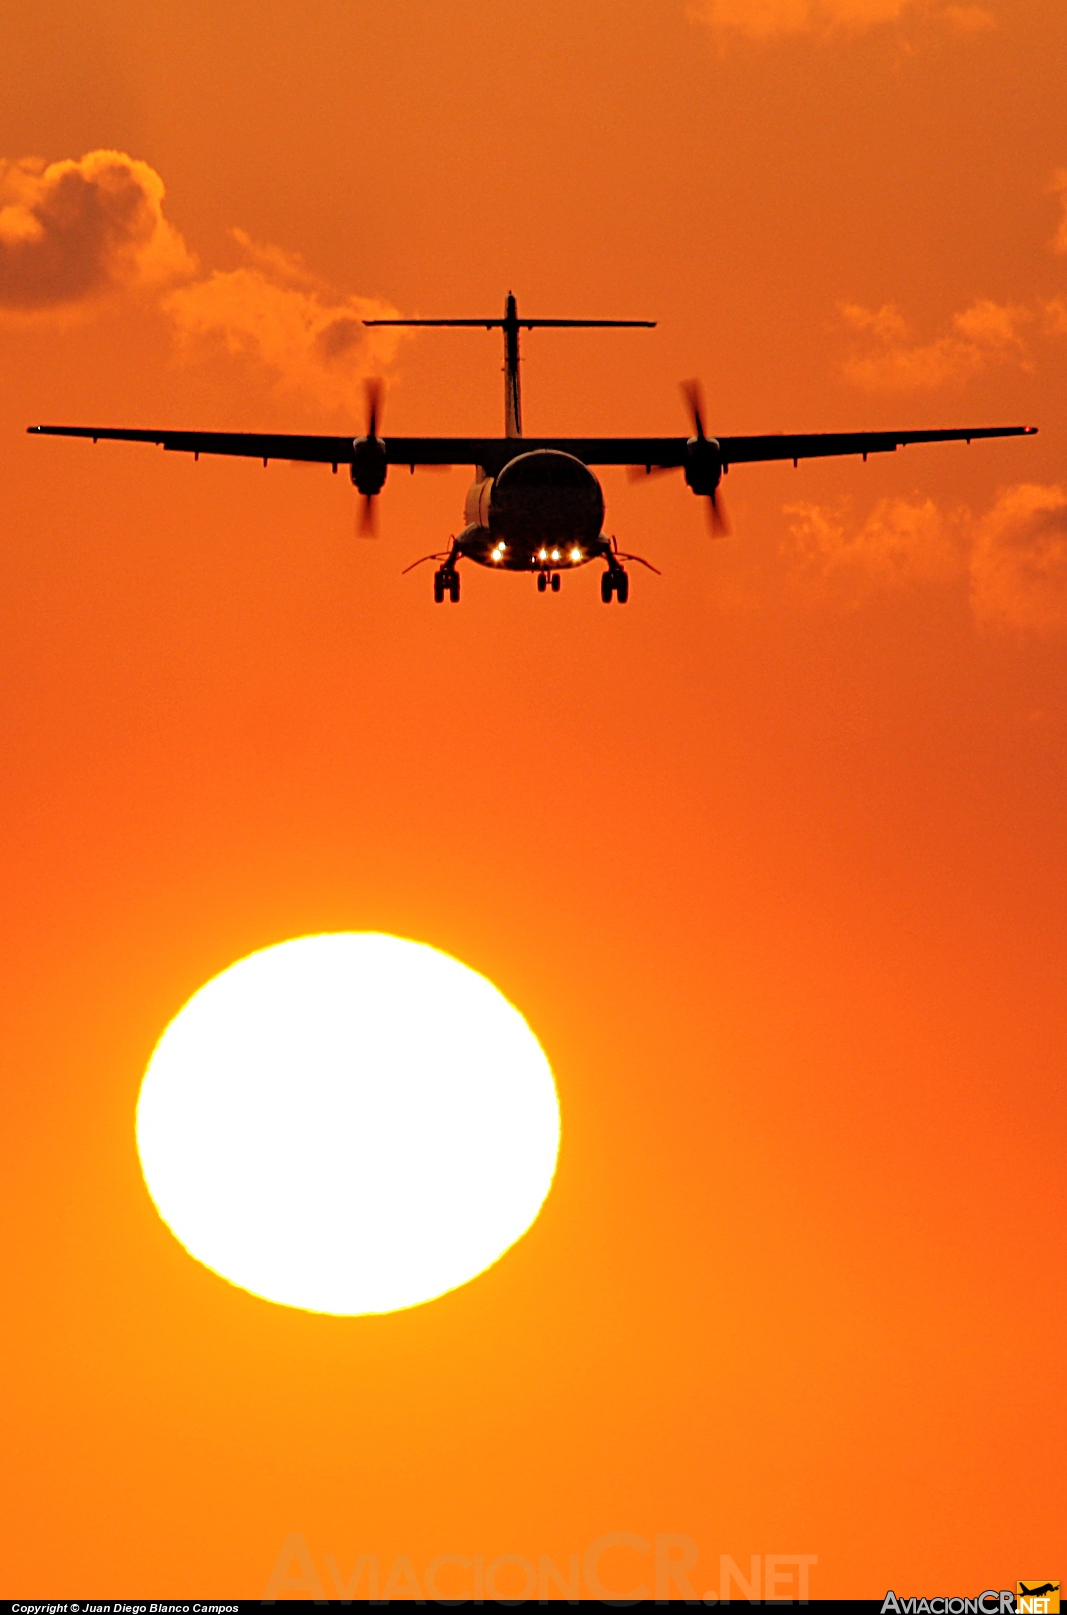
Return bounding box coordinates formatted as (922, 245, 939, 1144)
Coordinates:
(433, 569, 446, 604)
(602, 567, 628, 603)
(537, 572, 548, 593)
(448, 570, 460, 603)
(551, 572, 561, 592)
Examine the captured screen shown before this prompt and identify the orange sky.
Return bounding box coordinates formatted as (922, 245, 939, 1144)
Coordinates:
(1, 0, 1065, 1599)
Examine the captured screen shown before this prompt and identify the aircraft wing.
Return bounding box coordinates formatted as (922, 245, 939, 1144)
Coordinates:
(570, 424, 1036, 469)
(27, 424, 622, 470)
(715, 425, 1036, 466)
(29, 422, 1036, 472)
(27, 425, 358, 465)
(26, 425, 690, 471)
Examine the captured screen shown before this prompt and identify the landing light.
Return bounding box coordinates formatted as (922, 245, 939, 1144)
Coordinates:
(538, 548, 548, 561)
(570, 547, 581, 562)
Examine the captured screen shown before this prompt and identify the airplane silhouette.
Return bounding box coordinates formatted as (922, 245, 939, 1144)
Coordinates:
(1019, 1585, 1059, 1597)
(29, 291, 1036, 605)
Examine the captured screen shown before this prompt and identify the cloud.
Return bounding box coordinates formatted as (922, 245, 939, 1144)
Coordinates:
(969, 484, 1067, 631)
(1, 150, 403, 408)
(839, 298, 1031, 390)
(1044, 297, 1067, 335)
(0, 150, 194, 316)
(838, 167, 1067, 391)
(689, 0, 901, 37)
(163, 230, 403, 411)
(688, 0, 994, 39)
(784, 485, 1067, 632)
(785, 493, 964, 588)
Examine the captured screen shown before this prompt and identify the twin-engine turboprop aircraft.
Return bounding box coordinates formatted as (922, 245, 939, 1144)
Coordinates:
(29, 291, 1036, 604)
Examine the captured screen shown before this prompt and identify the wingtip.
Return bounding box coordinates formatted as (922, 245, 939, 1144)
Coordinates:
(1025, 425, 1039, 434)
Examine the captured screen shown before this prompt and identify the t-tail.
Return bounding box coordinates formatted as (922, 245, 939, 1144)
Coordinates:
(364, 292, 656, 438)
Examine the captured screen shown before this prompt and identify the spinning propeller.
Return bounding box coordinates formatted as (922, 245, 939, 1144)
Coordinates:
(351, 378, 387, 536)
(628, 380, 730, 535)
(681, 379, 730, 536)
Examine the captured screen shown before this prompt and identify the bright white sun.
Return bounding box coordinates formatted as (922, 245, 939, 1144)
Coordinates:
(136, 933, 560, 1315)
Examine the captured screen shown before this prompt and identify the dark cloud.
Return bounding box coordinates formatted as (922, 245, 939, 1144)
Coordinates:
(0, 149, 193, 314)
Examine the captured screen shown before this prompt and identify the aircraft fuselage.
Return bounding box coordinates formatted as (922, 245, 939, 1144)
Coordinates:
(460, 449, 606, 571)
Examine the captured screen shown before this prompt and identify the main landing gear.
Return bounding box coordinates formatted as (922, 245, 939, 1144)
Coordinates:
(601, 565, 629, 604)
(537, 572, 562, 593)
(433, 566, 460, 604)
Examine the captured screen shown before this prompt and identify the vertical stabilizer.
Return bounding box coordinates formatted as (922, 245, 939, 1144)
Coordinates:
(503, 292, 522, 438)
(362, 299, 655, 441)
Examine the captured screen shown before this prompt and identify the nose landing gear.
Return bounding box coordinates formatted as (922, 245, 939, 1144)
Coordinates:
(537, 572, 562, 594)
(433, 566, 460, 603)
(601, 565, 629, 604)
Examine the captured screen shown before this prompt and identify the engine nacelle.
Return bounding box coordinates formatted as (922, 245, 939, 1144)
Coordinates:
(350, 436, 387, 496)
(684, 435, 723, 497)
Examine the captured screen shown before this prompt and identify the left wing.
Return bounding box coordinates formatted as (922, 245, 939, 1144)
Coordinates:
(28, 424, 563, 470)
(27, 425, 357, 466)
(28, 422, 1036, 473)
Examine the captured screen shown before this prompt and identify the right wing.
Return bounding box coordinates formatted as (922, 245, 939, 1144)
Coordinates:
(716, 425, 1037, 466)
